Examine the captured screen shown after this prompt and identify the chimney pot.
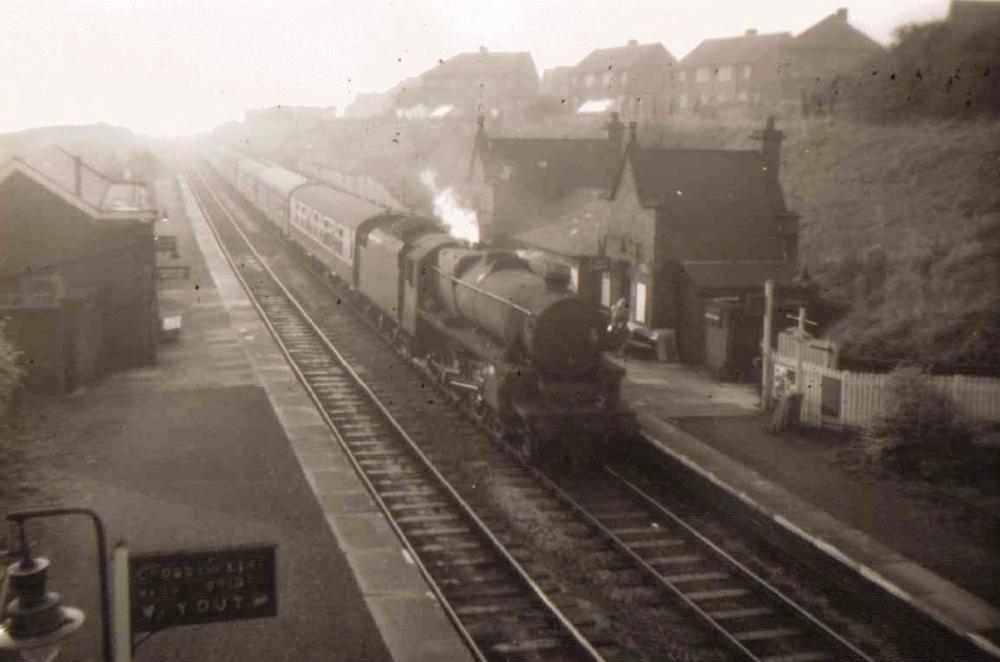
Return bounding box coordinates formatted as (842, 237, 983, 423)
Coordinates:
(745, 28, 758, 36)
(836, 8, 848, 20)
(627, 39, 638, 47)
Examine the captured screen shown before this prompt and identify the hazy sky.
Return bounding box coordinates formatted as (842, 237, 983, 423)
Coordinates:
(1, 0, 948, 137)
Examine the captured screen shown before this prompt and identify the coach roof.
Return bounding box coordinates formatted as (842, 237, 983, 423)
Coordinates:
(291, 183, 385, 231)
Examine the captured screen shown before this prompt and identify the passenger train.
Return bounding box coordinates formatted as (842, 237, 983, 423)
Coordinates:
(201, 144, 635, 464)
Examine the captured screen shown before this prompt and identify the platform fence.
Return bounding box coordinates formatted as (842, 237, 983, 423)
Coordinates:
(772, 353, 1000, 430)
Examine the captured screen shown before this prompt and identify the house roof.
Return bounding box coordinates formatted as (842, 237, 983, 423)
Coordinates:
(789, 10, 882, 52)
(478, 135, 621, 193)
(619, 148, 774, 224)
(422, 51, 538, 82)
(949, 0, 1000, 28)
(681, 260, 795, 291)
(680, 32, 791, 67)
(508, 188, 609, 257)
(574, 41, 675, 73)
(0, 147, 154, 219)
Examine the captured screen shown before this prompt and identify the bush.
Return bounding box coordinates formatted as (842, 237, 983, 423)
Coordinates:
(0, 320, 24, 420)
(865, 364, 970, 471)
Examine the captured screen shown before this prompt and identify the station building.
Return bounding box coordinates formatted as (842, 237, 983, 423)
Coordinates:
(0, 148, 159, 392)
(470, 116, 810, 378)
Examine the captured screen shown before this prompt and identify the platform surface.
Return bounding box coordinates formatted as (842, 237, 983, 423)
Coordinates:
(0, 173, 473, 662)
(617, 356, 1000, 658)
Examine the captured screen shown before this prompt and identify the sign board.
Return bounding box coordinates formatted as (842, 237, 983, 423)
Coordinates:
(129, 544, 277, 634)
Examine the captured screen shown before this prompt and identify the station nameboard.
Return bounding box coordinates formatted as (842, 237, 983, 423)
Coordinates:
(129, 544, 277, 633)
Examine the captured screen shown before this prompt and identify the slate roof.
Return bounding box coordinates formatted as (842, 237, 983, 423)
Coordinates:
(422, 51, 538, 82)
(478, 136, 621, 194)
(574, 42, 675, 73)
(620, 148, 776, 224)
(508, 188, 610, 257)
(680, 32, 791, 67)
(680, 260, 795, 291)
(0, 147, 153, 216)
(789, 11, 882, 51)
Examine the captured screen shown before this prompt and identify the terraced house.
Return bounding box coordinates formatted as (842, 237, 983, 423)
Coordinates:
(567, 40, 677, 122)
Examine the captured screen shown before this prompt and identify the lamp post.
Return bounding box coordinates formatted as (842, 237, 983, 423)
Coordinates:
(0, 508, 113, 662)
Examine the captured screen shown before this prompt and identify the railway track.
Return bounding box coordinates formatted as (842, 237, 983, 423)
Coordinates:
(545, 465, 876, 662)
(188, 165, 885, 662)
(187, 170, 618, 661)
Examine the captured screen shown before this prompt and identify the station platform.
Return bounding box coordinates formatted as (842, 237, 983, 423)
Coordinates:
(1, 173, 472, 661)
(615, 355, 1000, 659)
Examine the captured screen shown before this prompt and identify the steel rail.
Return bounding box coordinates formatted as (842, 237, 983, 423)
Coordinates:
(187, 169, 606, 661)
(603, 464, 876, 661)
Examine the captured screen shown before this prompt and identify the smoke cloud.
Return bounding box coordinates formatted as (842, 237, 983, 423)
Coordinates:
(419, 169, 479, 244)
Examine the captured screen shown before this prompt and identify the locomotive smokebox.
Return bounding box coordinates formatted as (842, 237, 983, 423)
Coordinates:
(434, 247, 603, 378)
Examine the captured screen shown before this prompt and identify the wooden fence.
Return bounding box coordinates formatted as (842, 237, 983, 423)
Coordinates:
(773, 353, 1000, 429)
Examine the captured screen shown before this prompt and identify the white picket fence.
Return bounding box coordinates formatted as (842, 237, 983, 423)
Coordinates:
(773, 354, 1000, 429)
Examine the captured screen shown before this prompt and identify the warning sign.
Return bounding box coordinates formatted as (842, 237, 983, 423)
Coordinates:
(130, 544, 277, 633)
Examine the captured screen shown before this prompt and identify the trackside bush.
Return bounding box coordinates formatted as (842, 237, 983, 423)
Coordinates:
(0, 320, 23, 420)
(866, 364, 970, 471)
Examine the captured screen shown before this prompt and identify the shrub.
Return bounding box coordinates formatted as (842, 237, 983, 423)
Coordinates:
(0, 320, 24, 420)
(866, 364, 970, 471)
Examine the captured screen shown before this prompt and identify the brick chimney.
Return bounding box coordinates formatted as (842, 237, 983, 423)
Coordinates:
(752, 116, 784, 179)
(836, 7, 848, 21)
(745, 28, 757, 36)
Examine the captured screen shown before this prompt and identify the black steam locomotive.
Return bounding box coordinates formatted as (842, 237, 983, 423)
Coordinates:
(203, 146, 635, 464)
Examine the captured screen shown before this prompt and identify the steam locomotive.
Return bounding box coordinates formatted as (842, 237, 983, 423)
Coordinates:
(202, 145, 635, 464)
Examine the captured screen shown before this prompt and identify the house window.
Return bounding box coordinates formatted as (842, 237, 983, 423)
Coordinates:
(695, 67, 711, 82)
(677, 70, 686, 82)
(678, 93, 688, 109)
(600, 272, 612, 307)
(585, 74, 595, 87)
(718, 90, 728, 102)
(634, 281, 647, 324)
(743, 64, 753, 78)
(717, 65, 733, 81)
(737, 90, 749, 102)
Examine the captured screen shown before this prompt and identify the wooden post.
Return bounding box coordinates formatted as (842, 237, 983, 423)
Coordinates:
(113, 541, 131, 662)
(795, 305, 806, 395)
(761, 279, 775, 409)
